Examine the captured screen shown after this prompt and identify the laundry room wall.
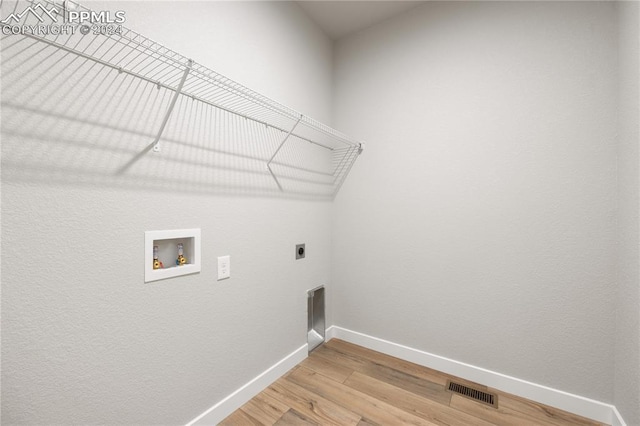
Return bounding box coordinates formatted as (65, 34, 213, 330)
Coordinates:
(332, 1, 618, 403)
(1, 2, 334, 424)
(614, 1, 640, 424)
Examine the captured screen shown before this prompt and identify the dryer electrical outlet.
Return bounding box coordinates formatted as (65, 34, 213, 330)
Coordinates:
(217, 256, 230, 280)
(296, 244, 306, 260)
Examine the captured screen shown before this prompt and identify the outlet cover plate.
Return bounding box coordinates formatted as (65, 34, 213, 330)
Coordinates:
(218, 255, 230, 280)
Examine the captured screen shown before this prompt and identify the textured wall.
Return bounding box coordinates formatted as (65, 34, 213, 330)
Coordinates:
(332, 1, 618, 402)
(615, 1, 640, 424)
(1, 2, 333, 424)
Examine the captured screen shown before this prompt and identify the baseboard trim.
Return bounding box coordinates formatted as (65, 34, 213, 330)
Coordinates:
(329, 326, 620, 426)
(186, 344, 308, 426)
(325, 324, 338, 341)
(611, 406, 628, 426)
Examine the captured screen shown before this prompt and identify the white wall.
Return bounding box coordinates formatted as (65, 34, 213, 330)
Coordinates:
(332, 1, 618, 403)
(615, 1, 640, 424)
(1, 2, 333, 424)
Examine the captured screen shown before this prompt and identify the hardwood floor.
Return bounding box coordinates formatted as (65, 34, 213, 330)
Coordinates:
(220, 339, 605, 426)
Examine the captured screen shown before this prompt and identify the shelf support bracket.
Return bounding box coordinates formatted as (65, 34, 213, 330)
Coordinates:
(152, 59, 193, 153)
(266, 114, 303, 191)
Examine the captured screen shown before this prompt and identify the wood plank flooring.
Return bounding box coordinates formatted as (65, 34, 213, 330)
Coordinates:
(220, 339, 605, 426)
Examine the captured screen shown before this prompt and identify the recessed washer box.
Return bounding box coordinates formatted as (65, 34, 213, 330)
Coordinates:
(145, 228, 201, 283)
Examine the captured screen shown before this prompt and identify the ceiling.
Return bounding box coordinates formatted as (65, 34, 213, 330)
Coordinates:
(297, 1, 426, 41)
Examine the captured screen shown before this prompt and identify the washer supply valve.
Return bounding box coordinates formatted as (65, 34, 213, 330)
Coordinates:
(176, 243, 187, 266)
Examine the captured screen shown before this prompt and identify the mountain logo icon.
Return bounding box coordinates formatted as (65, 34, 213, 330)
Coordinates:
(1, 3, 59, 24)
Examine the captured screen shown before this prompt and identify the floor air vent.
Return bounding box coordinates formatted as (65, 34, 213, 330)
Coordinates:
(446, 380, 498, 408)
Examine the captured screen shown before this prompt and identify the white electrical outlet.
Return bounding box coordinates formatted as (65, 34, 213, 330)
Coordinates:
(217, 255, 230, 280)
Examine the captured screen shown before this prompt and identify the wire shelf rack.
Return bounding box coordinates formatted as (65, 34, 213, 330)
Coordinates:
(0, 0, 363, 198)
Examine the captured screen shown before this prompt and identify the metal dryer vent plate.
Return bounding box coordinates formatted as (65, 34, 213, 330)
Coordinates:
(446, 380, 498, 408)
(307, 285, 325, 352)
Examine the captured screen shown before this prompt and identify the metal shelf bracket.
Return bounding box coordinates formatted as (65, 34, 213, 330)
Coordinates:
(152, 59, 193, 153)
(266, 114, 303, 191)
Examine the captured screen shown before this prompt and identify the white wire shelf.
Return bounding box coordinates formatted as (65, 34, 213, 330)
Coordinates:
(0, 0, 363, 198)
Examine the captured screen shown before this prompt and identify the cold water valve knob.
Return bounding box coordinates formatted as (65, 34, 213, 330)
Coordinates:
(176, 243, 187, 266)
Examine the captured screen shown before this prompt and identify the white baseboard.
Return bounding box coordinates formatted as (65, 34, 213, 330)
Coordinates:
(611, 406, 628, 426)
(325, 324, 338, 341)
(329, 326, 621, 426)
(186, 344, 308, 426)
